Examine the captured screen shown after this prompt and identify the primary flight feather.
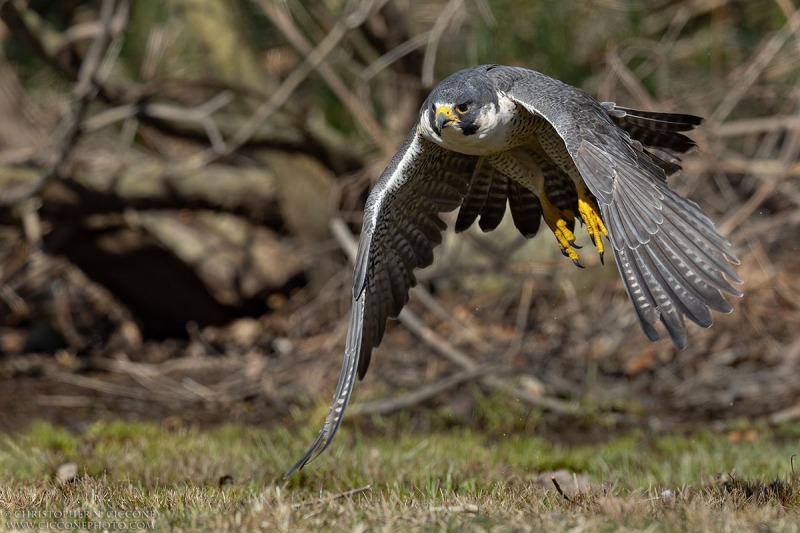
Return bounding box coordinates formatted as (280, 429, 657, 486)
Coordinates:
(286, 65, 741, 477)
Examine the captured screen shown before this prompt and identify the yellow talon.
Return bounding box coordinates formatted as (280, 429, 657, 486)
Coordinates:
(541, 192, 581, 265)
(577, 185, 608, 260)
(555, 218, 579, 259)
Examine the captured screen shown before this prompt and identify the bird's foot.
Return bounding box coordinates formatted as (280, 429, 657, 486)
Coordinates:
(554, 218, 581, 262)
(577, 185, 608, 263)
(542, 198, 581, 264)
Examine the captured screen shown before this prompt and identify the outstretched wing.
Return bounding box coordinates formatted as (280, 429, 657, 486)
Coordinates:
(492, 66, 741, 348)
(285, 129, 478, 477)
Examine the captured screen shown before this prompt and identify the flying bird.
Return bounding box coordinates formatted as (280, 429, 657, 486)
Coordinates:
(286, 65, 741, 477)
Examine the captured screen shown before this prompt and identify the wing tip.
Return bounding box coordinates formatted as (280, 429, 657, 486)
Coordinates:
(668, 328, 688, 350)
(284, 431, 328, 479)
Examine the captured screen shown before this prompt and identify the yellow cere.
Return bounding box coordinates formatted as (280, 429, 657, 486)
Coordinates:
(435, 106, 459, 123)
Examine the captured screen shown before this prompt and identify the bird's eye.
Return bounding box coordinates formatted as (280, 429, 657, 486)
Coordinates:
(455, 103, 469, 114)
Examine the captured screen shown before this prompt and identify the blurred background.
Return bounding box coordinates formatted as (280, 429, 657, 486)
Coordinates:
(0, 0, 798, 436)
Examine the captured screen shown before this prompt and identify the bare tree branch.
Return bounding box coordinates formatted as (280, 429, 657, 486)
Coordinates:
(257, 0, 397, 157)
(0, 0, 129, 207)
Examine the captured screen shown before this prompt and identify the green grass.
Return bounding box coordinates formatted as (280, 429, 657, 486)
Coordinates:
(0, 413, 798, 531)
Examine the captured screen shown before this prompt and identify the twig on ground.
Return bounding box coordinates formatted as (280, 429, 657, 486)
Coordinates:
(292, 485, 372, 508)
(551, 476, 574, 503)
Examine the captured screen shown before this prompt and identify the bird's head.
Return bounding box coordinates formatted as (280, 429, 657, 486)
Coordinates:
(420, 68, 501, 146)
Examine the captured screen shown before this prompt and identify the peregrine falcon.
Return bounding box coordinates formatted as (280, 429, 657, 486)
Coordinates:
(286, 65, 741, 476)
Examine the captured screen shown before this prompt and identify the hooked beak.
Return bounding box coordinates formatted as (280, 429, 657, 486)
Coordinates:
(434, 106, 459, 135)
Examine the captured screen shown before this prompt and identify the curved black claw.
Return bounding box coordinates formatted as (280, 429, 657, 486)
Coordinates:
(599, 251, 605, 265)
(572, 258, 585, 269)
